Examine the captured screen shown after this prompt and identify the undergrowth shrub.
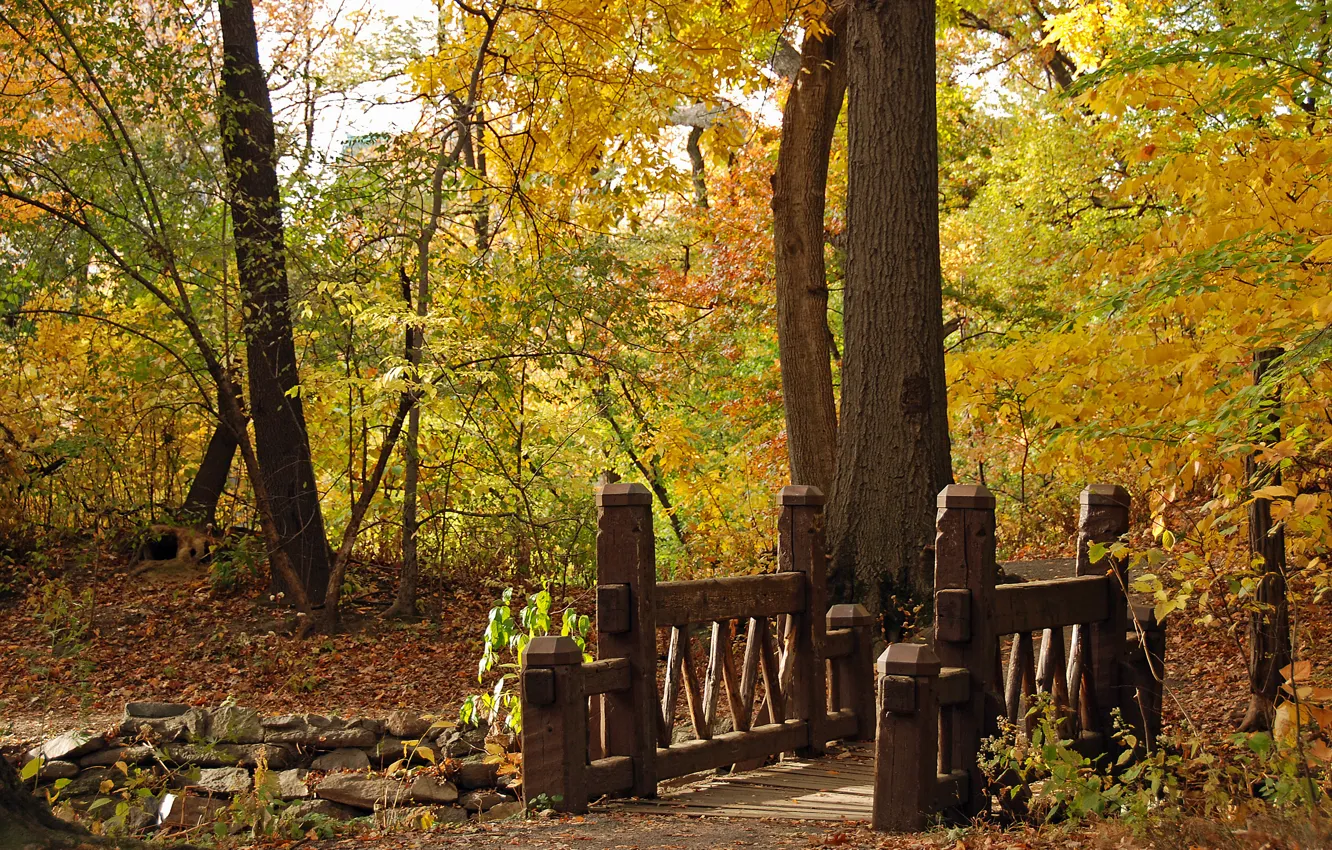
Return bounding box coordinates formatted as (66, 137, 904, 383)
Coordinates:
(461, 584, 591, 734)
(27, 576, 95, 657)
(980, 696, 1330, 829)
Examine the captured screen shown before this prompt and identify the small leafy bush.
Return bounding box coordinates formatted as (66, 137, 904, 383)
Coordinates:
(980, 693, 1331, 827)
(461, 584, 591, 734)
(28, 577, 95, 657)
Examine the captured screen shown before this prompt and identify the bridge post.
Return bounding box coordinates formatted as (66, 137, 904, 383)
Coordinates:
(873, 643, 940, 831)
(778, 485, 829, 757)
(1077, 484, 1131, 757)
(932, 484, 999, 817)
(521, 636, 588, 813)
(827, 603, 876, 740)
(596, 482, 658, 797)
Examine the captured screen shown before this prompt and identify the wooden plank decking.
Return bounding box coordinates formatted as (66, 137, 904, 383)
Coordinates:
(600, 743, 874, 822)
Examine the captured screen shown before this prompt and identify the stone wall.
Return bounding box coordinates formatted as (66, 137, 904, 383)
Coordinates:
(13, 702, 522, 835)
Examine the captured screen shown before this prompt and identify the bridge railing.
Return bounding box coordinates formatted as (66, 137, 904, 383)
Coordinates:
(872, 483, 1167, 831)
(521, 483, 878, 813)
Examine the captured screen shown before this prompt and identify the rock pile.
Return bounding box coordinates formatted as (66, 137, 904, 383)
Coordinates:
(13, 702, 522, 835)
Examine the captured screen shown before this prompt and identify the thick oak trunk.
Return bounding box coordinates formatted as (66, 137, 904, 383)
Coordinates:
(772, 10, 847, 498)
(827, 0, 952, 629)
(0, 755, 87, 848)
(217, 0, 331, 604)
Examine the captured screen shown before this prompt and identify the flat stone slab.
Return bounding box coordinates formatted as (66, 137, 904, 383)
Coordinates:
(311, 748, 370, 772)
(316, 773, 412, 810)
(28, 730, 106, 763)
(125, 701, 190, 719)
(195, 767, 251, 794)
(409, 775, 458, 804)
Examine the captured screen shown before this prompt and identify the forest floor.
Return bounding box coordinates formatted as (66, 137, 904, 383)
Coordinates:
(0, 547, 593, 746)
(297, 811, 1115, 850)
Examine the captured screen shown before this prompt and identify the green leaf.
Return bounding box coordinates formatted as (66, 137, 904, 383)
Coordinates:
(19, 758, 42, 782)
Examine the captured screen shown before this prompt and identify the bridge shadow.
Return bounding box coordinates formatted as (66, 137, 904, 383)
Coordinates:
(602, 742, 874, 822)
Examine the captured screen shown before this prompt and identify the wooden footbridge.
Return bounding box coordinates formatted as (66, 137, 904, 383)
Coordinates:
(520, 483, 1166, 830)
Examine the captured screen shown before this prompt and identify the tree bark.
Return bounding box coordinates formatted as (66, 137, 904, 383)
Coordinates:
(0, 754, 87, 848)
(827, 0, 953, 630)
(772, 7, 847, 498)
(1240, 348, 1290, 732)
(180, 381, 242, 529)
(388, 270, 422, 619)
(217, 0, 332, 604)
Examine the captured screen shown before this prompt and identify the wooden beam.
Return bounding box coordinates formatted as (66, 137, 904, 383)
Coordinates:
(937, 667, 970, 706)
(585, 755, 634, 797)
(582, 658, 630, 695)
(661, 625, 684, 746)
(990, 575, 1110, 635)
(680, 626, 711, 741)
(655, 573, 806, 625)
(738, 617, 762, 732)
(826, 627, 855, 659)
(656, 720, 808, 780)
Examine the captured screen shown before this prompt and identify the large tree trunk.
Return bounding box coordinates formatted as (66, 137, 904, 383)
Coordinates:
(772, 9, 847, 499)
(0, 755, 87, 848)
(827, 0, 952, 631)
(217, 0, 332, 605)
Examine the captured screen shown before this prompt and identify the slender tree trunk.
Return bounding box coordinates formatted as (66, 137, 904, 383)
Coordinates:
(180, 381, 242, 529)
(827, 0, 952, 631)
(1240, 348, 1291, 732)
(772, 7, 847, 498)
(687, 125, 709, 208)
(388, 272, 422, 619)
(217, 0, 332, 604)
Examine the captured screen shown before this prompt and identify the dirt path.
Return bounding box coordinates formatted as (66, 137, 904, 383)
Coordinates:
(305, 812, 911, 850)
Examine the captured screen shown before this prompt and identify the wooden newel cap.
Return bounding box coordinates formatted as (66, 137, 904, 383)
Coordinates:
(1080, 483, 1130, 509)
(827, 603, 872, 629)
(937, 484, 995, 510)
(777, 485, 825, 506)
(522, 635, 582, 667)
(597, 482, 652, 507)
(877, 643, 941, 677)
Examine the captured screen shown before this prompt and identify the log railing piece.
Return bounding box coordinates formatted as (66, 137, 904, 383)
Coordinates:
(826, 628, 855, 659)
(585, 756, 634, 798)
(654, 573, 806, 626)
(656, 720, 808, 780)
(937, 667, 971, 706)
(702, 621, 726, 732)
(738, 617, 762, 732)
(661, 626, 685, 746)
(991, 575, 1110, 635)
(758, 617, 786, 724)
(679, 626, 710, 741)
(582, 658, 630, 695)
(1003, 632, 1035, 725)
(718, 620, 747, 732)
